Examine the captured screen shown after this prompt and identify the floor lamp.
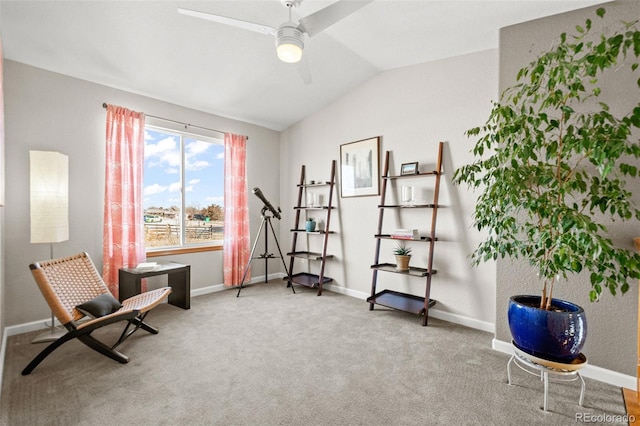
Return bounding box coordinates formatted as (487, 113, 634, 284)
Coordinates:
(29, 150, 69, 343)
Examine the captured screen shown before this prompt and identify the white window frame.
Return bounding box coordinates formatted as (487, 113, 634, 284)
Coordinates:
(144, 120, 224, 254)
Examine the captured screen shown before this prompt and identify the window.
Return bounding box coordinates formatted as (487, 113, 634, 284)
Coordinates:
(143, 125, 224, 252)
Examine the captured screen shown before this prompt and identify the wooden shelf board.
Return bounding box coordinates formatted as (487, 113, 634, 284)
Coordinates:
(284, 272, 333, 288)
(290, 229, 335, 234)
(367, 289, 436, 315)
(383, 172, 438, 179)
(287, 251, 333, 260)
(378, 204, 437, 209)
(298, 182, 331, 187)
(371, 263, 435, 277)
(375, 234, 434, 242)
(294, 206, 335, 210)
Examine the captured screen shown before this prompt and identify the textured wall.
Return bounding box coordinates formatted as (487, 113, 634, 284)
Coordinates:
(496, 1, 640, 376)
(3, 60, 281, 326)
(280, 49, 499, 326)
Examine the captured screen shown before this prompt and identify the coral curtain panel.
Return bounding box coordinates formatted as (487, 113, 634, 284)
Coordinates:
(103, 104, 146, 298)
(223, 133, 251, 286)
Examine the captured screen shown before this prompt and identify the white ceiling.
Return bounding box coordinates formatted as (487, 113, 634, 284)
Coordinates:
(1, 0, 609, 131)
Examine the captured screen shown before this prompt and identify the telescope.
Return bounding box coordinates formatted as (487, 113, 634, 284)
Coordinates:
(252, 187, 281, 220)
(237, 186, 292, 297)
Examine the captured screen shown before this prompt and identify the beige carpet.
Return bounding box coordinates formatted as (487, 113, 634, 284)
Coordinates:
(0, 282, 629, 425)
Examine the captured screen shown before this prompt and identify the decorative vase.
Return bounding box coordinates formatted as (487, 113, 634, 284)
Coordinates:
(305, 219, 316, 232)
(508, 295, 587, 362)
(395, 255, 411, 271)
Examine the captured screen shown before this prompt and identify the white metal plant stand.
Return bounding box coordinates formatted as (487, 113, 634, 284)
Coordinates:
(507, 343, 587, 412)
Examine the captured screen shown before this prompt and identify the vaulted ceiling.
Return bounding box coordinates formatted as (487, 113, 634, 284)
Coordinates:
(1, 0, 608, 130)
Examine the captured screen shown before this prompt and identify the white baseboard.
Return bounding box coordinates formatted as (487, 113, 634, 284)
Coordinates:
(428, 309, 495, 333)
(191, 272, 287, 297)
(191, 283, 226, 297)
(492, 338, 637, 391)
(324, 283, 370, 299)
(4, 318, 62, 337)
(325, 284, 495, 333)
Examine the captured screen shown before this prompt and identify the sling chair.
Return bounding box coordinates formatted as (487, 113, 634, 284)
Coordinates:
(22, 252, 172, 375)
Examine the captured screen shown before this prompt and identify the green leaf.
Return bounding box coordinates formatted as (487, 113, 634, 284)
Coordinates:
(453, 8, 640, 306)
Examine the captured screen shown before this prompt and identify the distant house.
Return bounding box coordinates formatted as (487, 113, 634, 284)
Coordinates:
(144, 207, 179, 219)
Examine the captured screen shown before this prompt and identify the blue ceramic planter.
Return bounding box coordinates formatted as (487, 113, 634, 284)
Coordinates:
(508, 295, 587, 362)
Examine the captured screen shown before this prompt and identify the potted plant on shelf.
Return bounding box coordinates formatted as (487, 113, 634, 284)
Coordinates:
(453, 8, 640, 362)
(394, 243, 412, 271)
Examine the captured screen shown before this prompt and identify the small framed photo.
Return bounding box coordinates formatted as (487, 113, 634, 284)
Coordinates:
(400, 162, 419, 175)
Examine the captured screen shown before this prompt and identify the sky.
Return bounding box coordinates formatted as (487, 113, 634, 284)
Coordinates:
(143, 127, 224, 211)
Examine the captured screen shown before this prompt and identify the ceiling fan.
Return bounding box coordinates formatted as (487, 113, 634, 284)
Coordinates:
(178, 0, 373, 64)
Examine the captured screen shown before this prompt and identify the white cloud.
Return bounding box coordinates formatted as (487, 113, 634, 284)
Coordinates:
(144, 183, 165, 196)
(186, 140, 211, 156)
(187, 160, 210, 171)
(185, 140, 215, 171)
(145, 136, 180, 170)
(168, 182, 182, 193)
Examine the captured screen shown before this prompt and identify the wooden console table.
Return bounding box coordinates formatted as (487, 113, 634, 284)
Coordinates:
(119, 262, 190, 309)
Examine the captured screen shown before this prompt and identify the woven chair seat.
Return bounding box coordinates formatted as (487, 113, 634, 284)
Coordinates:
(77, 287, 172, 330)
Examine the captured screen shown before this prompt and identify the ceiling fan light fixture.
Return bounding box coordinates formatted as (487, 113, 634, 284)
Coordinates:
(276, 24, 304, 63)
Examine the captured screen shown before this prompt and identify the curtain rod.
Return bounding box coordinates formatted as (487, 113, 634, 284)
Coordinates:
(101, 103, 248, 139)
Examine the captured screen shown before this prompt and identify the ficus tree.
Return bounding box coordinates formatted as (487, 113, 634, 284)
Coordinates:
(453, 8, 640, 310)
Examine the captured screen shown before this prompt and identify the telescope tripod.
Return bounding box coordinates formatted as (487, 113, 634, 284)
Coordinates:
(236, 207, 294, 297)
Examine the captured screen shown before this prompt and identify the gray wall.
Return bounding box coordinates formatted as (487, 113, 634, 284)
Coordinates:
(3, 60, 281, 326)
(495, 1, 640, 376)
(280, 49, 499, 328)
(0, 1, 6, 382)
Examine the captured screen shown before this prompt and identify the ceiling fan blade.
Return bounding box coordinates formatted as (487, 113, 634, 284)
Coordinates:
(296, 58, 312, 85)
(297, 0, 374, 37)
(178, 8, 276, 36)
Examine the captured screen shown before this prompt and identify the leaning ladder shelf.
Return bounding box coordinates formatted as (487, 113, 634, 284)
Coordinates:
(367, 142, 443, 326)
(284, 160, 337, 296)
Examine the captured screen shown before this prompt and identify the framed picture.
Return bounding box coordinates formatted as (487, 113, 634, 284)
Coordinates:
(401, 162, 419, 175)
(340, 137, 380, 198)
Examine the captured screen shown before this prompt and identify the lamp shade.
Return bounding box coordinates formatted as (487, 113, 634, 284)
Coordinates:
(277, 43, 303, 63)
(276, 24, 304, 63)
(30, 150, 69, 243)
